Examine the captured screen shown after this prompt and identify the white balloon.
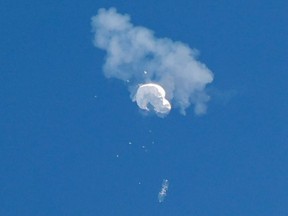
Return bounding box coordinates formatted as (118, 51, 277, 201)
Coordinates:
(134, 83, 171, 114)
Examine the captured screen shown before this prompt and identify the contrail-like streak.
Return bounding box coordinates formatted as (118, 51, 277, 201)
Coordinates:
(158, 179, 169, 203)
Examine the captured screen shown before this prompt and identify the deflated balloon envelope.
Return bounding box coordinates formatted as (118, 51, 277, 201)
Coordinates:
(134, 83, 171, 114)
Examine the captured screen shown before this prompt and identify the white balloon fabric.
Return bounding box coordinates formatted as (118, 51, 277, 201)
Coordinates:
(134, 83, 171, 114)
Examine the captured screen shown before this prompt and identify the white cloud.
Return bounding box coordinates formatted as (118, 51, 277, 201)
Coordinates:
(92, 8, 214, 115)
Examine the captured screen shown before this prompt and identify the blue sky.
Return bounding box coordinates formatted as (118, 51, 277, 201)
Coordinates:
(1, 0, 288, 215)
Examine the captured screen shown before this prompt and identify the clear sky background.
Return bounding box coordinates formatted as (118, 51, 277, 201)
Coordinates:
(1, 0, 288, 215)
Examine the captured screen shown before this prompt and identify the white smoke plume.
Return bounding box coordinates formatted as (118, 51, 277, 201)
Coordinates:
(91, 8, 214, 115)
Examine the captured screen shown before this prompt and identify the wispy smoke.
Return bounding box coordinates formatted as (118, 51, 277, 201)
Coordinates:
(91, 8, 214, 115)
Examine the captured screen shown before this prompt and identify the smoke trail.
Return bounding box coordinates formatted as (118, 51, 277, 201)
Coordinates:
(91, 8, 214, 115)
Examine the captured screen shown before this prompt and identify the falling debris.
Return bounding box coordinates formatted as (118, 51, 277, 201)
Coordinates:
(158, 179, 169, 203)
(91, 8, 214, 116)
